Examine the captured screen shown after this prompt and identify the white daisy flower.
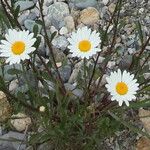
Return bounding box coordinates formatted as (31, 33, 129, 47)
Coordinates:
(0, 29, 36, 65)
(68, 26, 101, 59)
(105, 69, 139, 106)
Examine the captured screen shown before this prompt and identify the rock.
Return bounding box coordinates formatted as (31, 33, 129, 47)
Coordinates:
(42, 5, 49, 16)
(26, 146, 34, 150)
(79, 7, 99, 25)
(97, 56, 105, 63)
(0, 91, 12, 122)
(50, 26, 59, 36)
(10, 113, 31, 132)
(68, 61, 83, 83)
(64, 16, 75, 32)
(128, 48, 135, 54)
(108, 3, 116, 13)
(136, 136, 150, 150)
(143, 73, 150, 80)
(107, 61, 116, 69)
(33, 0, 38, 3)
(14, 1, 35, 12)
(107, 25, 113, 33)
(24, 19, 42, 32)
(0, 64, 22, 81)
(96, 74, 108, 86)
(47, 48, 66, 62)
(56, 62, 62, 68)
(15, 84, 29, 94)
(18, 10, 30, 25)
(30, 7, 40, 17)
(145, 45, 150, 51)
(43, 0, 53, 7)
(38, 141, 54, 150)
(70, 0, 97, 9)
(47, 2, 69, 29)
(27, 12, 37, 20)
(19, 70, 38, 88)
(52, 36, 69, 51)
(65, 83, 75, 91)
(0, 131, 26, 150)
(102, 0, 109, 5)
(139, 108, 150, 134)
(9, 79, 19, 92)
(42, 80, 55, 91)
(65, 83, 83, 98)
(59, 65, 72, 82)
(139, 8, 144, 14)
(119, 55, 132, 69)
(59, 27, 68, 35)
(72, 89, 83, 98)
(0, 126, 2, 136)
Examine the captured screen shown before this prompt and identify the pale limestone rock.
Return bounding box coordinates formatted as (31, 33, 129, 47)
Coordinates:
(64, 16, 75, 32)
(108, 3, 116, 13)
(79, 7, 99, 25)
(0, 91, 12, 122)
(56, 62, 62, 68)
(59, 27, 68, 35)
(11, 113, 31, 132)
(139, 108, 150, 134)
(136, 136, 150, 150)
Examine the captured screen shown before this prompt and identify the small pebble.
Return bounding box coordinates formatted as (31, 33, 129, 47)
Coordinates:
(59, 27, 68, 35)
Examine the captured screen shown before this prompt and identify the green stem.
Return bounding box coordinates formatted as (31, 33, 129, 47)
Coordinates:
(38, 0, 66, 95)
(21, 62, 34, 105)
(87, 0, 122, 91)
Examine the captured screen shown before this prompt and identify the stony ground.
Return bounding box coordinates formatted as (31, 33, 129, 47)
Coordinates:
(0, 0, 150, 150)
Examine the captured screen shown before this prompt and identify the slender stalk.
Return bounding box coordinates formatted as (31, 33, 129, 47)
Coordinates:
(83, 58, 88, 102)
(28, 60, 53, 100)
(3, 88, 39, 112)
(87, 0, 122, 91)
(139, 78, 150, 87)
(21, 62, 35, 105)
(141, 54, 150, 69)
(3, 0, 22, 29)
(135, 53, 150, 77)
(138, 36, 150, 57)
(38, 0, 66, 95)
(37, 54, 53, 77)
(0, 0, 15, 28)
(129, 36, 150, 70)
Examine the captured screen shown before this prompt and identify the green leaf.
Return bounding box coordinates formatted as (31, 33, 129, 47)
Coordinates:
(50, 31, 57, 42)
(35, 20, 43, 26)
(128, 99, 150, 109)
(0, 76, 6, 90)
(41, 72, 52, 81)
(33, 24, 39, 37)
(14, 5, 20, 18)
(34, 36, 41, 49)
(47, 61, 52, 68)
(108, 111, 150, 138)
(7, 68, 22, 75)
(135, 21, 143, 45)
(0, 8, 11, 28)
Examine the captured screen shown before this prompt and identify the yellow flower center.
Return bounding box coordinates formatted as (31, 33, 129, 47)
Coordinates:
(11, 41, 25, 55)
(116, 82, 128, 95)
(78, 40, 91, 52)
